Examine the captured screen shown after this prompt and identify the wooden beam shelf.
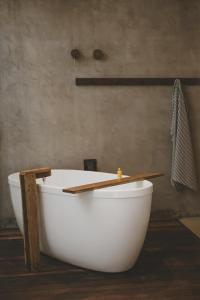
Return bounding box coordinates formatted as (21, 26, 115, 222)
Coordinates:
(76, 77, 200, 86)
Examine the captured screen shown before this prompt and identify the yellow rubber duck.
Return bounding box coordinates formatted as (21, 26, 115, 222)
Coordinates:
(117, 167, 123, 179)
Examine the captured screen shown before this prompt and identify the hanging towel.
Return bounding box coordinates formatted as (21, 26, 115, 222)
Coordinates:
(171, 79, 198, 191)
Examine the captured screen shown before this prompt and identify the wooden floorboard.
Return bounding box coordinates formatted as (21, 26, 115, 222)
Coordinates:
(0, 221, 199, 300)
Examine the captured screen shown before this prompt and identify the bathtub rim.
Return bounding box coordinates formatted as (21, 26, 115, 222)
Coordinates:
(8, 169, 153, 199)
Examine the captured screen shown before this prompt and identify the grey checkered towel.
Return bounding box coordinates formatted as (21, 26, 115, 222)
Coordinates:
(171, 79, 198, 191)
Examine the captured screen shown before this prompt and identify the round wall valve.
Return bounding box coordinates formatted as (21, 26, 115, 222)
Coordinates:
(93, 49, 104, 60)
(71, 49, 81, 60)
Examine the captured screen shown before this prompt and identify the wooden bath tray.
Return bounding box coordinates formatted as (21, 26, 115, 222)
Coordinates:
(63, 172, 163, 194)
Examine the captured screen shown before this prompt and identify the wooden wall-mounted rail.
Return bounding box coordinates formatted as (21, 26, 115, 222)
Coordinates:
(76, 77, 200, 86)
(63, 172, 163, 194)
(20, 167, 51, 272)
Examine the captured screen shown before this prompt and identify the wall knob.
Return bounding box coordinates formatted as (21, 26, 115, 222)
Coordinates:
(71, 49, 81, 60)
(93, 49, 104, 60)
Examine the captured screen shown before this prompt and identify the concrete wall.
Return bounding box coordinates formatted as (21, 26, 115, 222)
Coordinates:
(1, 0, 200, 227)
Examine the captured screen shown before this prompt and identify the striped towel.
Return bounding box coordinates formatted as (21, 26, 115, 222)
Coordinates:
(171, 79, 198, 191)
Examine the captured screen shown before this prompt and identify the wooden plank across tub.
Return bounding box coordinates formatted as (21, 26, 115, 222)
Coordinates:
(63, 172, 163, 194)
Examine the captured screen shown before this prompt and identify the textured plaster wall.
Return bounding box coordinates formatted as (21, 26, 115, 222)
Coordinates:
(1, 0, 200, 227)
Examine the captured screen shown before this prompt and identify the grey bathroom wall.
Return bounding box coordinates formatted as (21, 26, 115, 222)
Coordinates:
(1, 0, 200, 227)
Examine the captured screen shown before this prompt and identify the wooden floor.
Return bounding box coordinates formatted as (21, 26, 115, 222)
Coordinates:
(0, 221, 199, 300)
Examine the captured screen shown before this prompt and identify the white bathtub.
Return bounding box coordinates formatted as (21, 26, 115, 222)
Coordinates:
(8, 169, 153, 273)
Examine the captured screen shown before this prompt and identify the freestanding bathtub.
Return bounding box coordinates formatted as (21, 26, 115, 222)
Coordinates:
(8, 169, 153, 273)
